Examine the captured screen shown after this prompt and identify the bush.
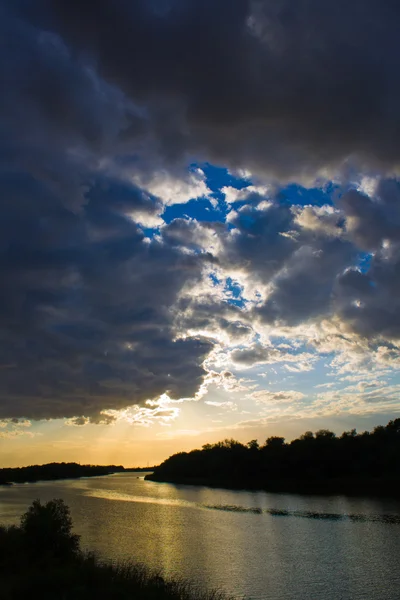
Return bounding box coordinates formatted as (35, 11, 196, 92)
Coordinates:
(0, 500, 231, 600)
(20, 498, 80, 561)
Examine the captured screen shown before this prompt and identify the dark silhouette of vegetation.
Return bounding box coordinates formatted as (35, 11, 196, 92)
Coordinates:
(124, 466, 158, 472)
(146, 418, 400, 497)
(0, 462, 125, 485)
(21, 499, 80, 561)
(0, 499, 229, 600)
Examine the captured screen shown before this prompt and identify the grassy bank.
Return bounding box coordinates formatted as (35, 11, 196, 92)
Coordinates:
(0, 499, 229, 600)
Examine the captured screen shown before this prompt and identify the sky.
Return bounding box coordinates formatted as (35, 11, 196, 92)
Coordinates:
(2, 0, 400, 467)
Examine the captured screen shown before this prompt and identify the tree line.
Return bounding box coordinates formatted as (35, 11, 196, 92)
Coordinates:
(0, 462, 125, 485)
(147, 418, 400, 496)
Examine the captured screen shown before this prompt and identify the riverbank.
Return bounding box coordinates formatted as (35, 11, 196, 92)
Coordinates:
(1, 547, 226, 600)
(146, 418, 400, 499)
(0, 499, 229, 600)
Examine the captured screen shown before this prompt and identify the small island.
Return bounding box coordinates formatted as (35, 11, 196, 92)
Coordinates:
(146, 418, 400, 497)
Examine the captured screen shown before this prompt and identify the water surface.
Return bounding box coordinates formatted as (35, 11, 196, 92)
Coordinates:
(1, 472, 400, 599)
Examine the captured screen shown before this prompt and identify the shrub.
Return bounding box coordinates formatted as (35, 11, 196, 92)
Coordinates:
(20, 498, 80, 561)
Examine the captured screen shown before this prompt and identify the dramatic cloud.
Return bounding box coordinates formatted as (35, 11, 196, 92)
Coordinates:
(335, 181, 400, 341)
(0, 165, 213, 420)
(17, 0, 400, 181)
(2, 0, 400, 428)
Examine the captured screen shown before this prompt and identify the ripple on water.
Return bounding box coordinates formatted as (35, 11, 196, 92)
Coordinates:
(84, 489, 400, 524)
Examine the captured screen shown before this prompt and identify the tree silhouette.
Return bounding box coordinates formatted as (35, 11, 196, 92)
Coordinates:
(148, 418, 400, 496)
(0, 462, 125, 485)
(20, 498, 80, 561)
(1, 501, 223, 600)
(247, 440, 259, 450)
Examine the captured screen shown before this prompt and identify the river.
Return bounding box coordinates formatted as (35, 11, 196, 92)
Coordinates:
(1, 472, 400, 599)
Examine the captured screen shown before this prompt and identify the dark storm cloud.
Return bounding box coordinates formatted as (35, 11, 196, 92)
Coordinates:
(3, 0, 400, 421)
(336, 180, 400, 341)
(17, 0, 400, 180)
(0, 2, 137, 154)
(217, 200, 356, 326)
(0, 166, 213, 421)
(339, 182, 400, 251)
(336, 252, 400, 341)
(256, 237, 357, 326)
(222, 203, 296, 281)
(0, 1, 218, 421)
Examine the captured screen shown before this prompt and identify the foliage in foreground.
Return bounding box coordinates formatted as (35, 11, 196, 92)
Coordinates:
(0, 499, 227, 600)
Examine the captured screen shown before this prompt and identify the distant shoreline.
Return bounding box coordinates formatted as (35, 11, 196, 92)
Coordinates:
(0, 463, 155, 487)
